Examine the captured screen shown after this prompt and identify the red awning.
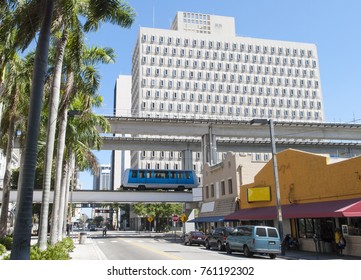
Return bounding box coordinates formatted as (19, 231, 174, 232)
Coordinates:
(336, 200, 361, 217)
(224, 206, 277, 220)
(224, 198, 361, 220)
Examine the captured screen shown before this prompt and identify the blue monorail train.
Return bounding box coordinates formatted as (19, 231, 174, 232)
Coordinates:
(121, 169, 199, 191)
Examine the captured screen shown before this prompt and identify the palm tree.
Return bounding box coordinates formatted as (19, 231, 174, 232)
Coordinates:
(10, 0, 55, 260)
(0, 54, 31, 238)
(37, 28, 69, 250)
(58, 95, 111, 238)
(0, 0, 52, 240)
(41, 0, 134, 246)
(52, 46, 114, 243)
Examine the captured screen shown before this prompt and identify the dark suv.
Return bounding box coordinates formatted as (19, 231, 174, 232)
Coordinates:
(205, 227, 234, 251)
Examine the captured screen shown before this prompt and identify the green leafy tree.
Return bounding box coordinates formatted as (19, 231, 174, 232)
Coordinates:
(93, 216, 104, 227)
(132, 203, 183, 232)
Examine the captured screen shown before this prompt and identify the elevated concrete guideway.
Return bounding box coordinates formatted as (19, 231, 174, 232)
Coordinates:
(3, 190, 200, 203)
(101, 136, 361, 155)
(105, 116, 361, 141)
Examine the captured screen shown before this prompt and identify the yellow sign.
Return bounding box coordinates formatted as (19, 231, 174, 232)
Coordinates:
(147, 216, 154, 222)
(247, 186, 271, 202)
(180, 214, 188, 223)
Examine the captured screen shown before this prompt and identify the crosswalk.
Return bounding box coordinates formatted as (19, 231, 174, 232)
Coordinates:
(96, 238, 171, 244)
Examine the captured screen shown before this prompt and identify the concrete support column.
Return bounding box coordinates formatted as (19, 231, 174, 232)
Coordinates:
(201, 126, 217, 165)
(181, 149, 193, 170)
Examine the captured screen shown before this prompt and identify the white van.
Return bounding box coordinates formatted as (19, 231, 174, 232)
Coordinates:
(225, 225, 281, 259)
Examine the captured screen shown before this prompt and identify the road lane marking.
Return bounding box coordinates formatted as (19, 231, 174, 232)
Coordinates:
(119, 239, 184, 260)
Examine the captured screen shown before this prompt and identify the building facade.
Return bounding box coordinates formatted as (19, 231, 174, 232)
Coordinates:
(127, 11, 324, 172)
(113, 75, 132, 189)
(225, 149, 361, 257)
(194, 152, 267, 232)
(93, 164, 112, 191)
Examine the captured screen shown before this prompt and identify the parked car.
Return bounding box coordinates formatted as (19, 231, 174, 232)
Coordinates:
(225, 225, 281, 259)
(184, 231, 206, 246)
(205, 227, 234, 251)
(89, 225, 97, 231)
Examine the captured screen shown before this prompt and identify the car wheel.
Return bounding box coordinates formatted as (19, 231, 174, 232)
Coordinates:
(217, 241, 224, 251)
(243, 246, 253, 258)
(269, 254, 276, 259)
(205, 240, 211, 250)
(226, 243, 232, 255)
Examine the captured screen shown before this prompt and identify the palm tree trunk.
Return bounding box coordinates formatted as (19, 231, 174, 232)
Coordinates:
(38, 28, 68, 250)
(57, 157, 68, 241)
(49, 69, 74, 244)
(15, 145, 25, 221)
(10, 0, 55, 260)
(49, 106, 68, 244)
(67, 154, 76, 231)
(0, 115, 16, 238)
(62, 150, 74, 238)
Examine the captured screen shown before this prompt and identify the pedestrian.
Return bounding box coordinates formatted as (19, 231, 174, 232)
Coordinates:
(66, 224, 70, 237)
(103, 226, 107, 237)
(335, 227, 346, 255)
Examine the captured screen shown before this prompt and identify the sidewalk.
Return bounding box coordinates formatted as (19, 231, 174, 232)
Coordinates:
(68, 231, 361, 260)
(278, 250, 361, 260)
(69, 234, 107, 260)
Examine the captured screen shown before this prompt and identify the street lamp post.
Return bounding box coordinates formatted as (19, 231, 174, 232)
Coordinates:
(250, 119, 285, 255)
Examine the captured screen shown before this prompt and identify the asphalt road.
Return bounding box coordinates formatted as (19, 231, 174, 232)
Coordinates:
(87, 231, 277, 260)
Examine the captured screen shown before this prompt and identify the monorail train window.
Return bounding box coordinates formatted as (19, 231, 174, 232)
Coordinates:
(139, 170, 145, 178)
(185, 171, 191, 179)
(155, 171, 168, 178)
(178, 172, 183, 179)
(170, 171, 176, 178)
(131, 171, 137, 178)
(147, 171, 152, 178)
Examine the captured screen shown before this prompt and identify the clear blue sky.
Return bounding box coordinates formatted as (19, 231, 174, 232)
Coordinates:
(80, 0, 361, 189)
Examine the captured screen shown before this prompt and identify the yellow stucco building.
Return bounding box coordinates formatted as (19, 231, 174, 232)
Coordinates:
(225, 149, 361, 256)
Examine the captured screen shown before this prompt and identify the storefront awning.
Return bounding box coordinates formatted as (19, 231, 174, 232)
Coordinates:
(336, 200, 361, 217)
(224, 198, 361, 220)
(187, 216, 225, 223)
(224, 206, 277, 220)
(284, 198, 361, 218)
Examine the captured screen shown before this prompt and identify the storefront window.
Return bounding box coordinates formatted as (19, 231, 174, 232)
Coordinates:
(343, 218, 361, 236)
(298, 217, 361, 238)
(298, 218, 316, 238)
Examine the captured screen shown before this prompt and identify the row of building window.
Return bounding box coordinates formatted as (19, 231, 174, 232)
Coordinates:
(142, 48, 318, 68)
(141, 34, 314, 58)
(138, 161, 202, 177)
(141, 102, 322, 119)
(204, 179, 234, 199)
(141, 151, 201, 160)
(142, 57, 315, 77)
(143, 88, 319, 100)
(142, 93, 322, 108)
(141, 77, 320, 91)
(139, 151, 270, 163)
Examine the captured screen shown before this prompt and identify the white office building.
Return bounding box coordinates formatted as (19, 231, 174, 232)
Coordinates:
(112, 75, 132, 189)
(113, 12, 324, 187)
(93, 164, 112, 191)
